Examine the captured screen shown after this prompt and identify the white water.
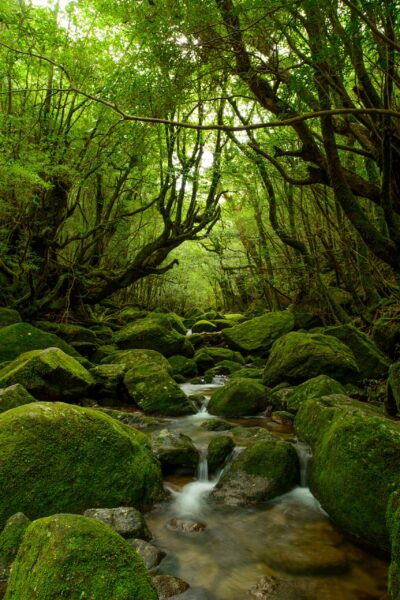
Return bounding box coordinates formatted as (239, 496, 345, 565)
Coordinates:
(294, 440, 313, 487)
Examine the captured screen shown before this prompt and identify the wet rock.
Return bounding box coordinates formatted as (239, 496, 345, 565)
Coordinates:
(152, 574, 190, 598)
(84, 506, 151, 540)
(223, 312, 295, 355)
(246, 575, 356, 600)
(263, 332, 359, 387)
(126, 538, 166, 570)
(212, 438, 299, 506)
(204, 360, 243, 382)
(169, 518, 206, 533)
(98, 408, 163, 430)
(208, 436, 235, 474)
(208, 378, 272, 417)
(0, 384, 36, 414)
(271, 411, 294, 425)
(151, 429, 199, 474)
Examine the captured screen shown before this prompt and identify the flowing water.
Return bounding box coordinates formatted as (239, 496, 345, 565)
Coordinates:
(146, 382, 388, 600)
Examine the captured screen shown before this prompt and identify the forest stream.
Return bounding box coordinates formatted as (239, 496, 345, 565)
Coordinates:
(124, 381, 391, 600)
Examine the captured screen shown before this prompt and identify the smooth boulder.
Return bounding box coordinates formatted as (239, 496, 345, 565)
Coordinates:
(263, 332, 359, 387)
(0, 402, 164, 528)
(151, 429, 199, 474)
(4, 514, 158, 600)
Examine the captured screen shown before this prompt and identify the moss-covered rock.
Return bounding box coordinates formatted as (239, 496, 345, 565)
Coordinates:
(35, 321, 98, 344)
(212, 438, 299, 505)
(324, 324, 389, 379)
(0, 308, 21, 329)
(208, 436, 234, 474)
(295, 394, 400, 552)
(387, 491, 400, 599)
(0, 513, 30, 578)
(168, 355, 198, 379)
(106, 348, 172, 373)
(372, 316, 400, 358)
(0, 322, 81, 363)
(0, 402, 163, 528)
(192, 319, 217, 333)
(97, 408, 163, 430)
(230, 367, 264, 380)
(285, 375, 346, 413)
(0, 347, 95, 402)
(223, 312, 295, 355)
(89, 363, 128, 405)
(4, 514, 158, 600)
(152, 312, 187, 335)
(204, 359, 243, 382)
(200, 418, 234, 431)
(194, 346, 245, 372)
(208, 378, 272, 417)
(113, 315, 193, 357)
(0, 384, 36, 413)
(151, 429, 199, 474)
(124, 366, 195, 417)
(263, 332, 359, 387)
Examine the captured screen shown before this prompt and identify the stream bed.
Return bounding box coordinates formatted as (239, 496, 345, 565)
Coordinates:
(144, 382, 388, 599)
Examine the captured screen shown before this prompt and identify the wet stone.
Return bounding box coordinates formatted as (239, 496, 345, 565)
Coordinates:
(83, 506, 151, 540)
(126, 538, 165, 570)
(152, 574, 190, 599)
(168, 518, 207, 533)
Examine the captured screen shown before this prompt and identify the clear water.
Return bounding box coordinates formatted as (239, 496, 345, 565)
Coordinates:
(147, 383, 388, 600)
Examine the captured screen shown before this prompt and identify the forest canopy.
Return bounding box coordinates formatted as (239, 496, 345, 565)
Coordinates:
(0, 0, 399, 320)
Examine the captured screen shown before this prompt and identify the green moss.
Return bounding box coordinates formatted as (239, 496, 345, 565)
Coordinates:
(0, 347, 95, 402)
(113, 316, 193, 357)
(230, 367, 264, 380)
(263, 332, 359, 387)
(0, 384, 36, 413)
(0, 322, 81, 363)
(192, 319, 217, 333)
(295, 394, 400, 552)
(34, 321, 98, 344)
(0, 512, 30, 572)
(387, 491, 400, 598)
(223, 311, 295, 354)
(372, 316, 400, 358)
(208, 378, 271, 417)
(168, 355, 198, 378)
(324, 324, 389, 379)
(4, 514, 158, 600)
(204, 360, 243, 382)
(0, 308, 21, 329)
(208, 436, 234, 473)
(151, 429, 199, 473)
(106, 348, 172, 373)
(194, 346, 245, 372)
(0, 402, 164, 528)
(388, 362, 400, 414)
(286, 375, 346, 413)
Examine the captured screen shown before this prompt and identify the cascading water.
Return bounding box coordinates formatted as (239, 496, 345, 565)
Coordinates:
(173, 447, 218, 518)
(294, 440, 313, 487)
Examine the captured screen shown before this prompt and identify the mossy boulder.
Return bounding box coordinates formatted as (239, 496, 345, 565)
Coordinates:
(208, 436, 235, 474)
(223, 311, 295, 355)
(324, 324, 389, 379)
(35, 321, 98, 344)
(194, 346, 245, 373)
(0, 384, 36, 413)
(0, 347, 95, 402)
(0, 322, 81, 364)
(372, 316, 400, 358)
(89, 364, 128, 405)
(106, 348, 172, 373)
(168, 355, 198, 379)
(4, 514, 158, 600)
(0, 308, 21, 329)
(204, 359, 243, 382)
(113, 315, 193, 357)
(151, 312, 187, 335)
(295, 394, 400, 552)
(230, 367, 264, 380)
(192, 319, 217, 333)
(151, 429, 199, 474)
(285, 375, 346, 413)
(208, 378, 272, 417)
(263, 332, 359, 387)
(0, 513, 30, 577)
(0, 402, 164, 528)
(387, 491, 400, 599)
(212, 438, 299, 506)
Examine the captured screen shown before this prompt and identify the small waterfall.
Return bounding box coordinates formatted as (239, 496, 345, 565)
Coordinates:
(197, 448, 209, 482)
(294, 441, 313, 487)
(186, 328, 192, 336)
